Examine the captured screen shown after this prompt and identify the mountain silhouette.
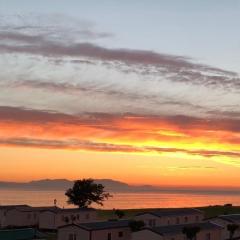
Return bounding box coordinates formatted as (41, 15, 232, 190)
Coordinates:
(1, 179, 239, 194)
(0, 178, 157, 192)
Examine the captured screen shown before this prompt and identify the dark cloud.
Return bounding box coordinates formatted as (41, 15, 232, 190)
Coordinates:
(164, 114, 240, 132)
(0, 106, 122, 132)
(207, 110, 240, 119)
(0, 30, 239, 91)
(0, 136, 239, 159)
(0, 137, 141, 152)
(1, 106, 240, 133)
(0, 37, 232, 75)
(148, 147, 240, 158)
(0, 32, 45, 43)
(0, 106, 81, 124)
(12, 80, 90, 94)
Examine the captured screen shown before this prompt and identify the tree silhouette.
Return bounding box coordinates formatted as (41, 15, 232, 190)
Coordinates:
(227, 224, 239, 240)
(182, 226, 200, 240)
(65, 179, 112, 208)
(114, 209, 125, 219)
(129, 220, 145, 232)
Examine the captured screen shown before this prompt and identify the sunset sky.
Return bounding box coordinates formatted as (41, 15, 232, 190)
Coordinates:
(0, 0, 239, 187)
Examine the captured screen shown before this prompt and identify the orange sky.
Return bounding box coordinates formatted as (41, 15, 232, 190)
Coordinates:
(0, 107, 239, 187)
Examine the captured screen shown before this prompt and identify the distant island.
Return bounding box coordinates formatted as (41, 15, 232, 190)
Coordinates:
(1, 179, 240, 195)
(0, 179, 158, 192)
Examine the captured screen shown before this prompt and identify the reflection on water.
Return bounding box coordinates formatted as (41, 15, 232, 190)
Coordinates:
(0, 190, 239, 209)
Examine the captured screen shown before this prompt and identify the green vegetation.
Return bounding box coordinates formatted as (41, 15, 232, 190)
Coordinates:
(45, 232, 57, 240)
(198, 205, 240, 218)
(97, 208, 144, 220)
(114, 209, 125, 219)
(97, 205, 240, 220)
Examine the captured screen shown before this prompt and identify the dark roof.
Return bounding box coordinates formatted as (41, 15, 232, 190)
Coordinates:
(24, 206, 60, 212)
(0, 205, 59, 213)
(80, 220, 130, 230)
(136, 208, 203, 218)
(218, 214, 240, 223)
(0, 228, 46, 240)
(6, 206, 60, 213)
(42, 207, 96, 214)
(0, 205, 30, 210)
(148, 222, 223, 236)
(4, 205, 95, 213)
(59, 220, 130, 231)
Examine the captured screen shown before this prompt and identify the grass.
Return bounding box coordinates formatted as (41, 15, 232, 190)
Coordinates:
(198, 205, 240, 218)
(97, 205, 240, 220)
(45, 232, 57, 240)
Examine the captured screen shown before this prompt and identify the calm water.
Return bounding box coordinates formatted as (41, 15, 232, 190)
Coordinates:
(1, 190, 240, 209)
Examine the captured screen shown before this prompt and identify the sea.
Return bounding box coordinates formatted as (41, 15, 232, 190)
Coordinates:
(1, 189, 240, 209)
